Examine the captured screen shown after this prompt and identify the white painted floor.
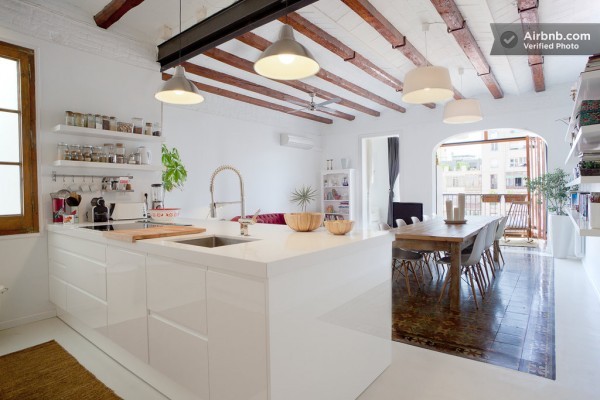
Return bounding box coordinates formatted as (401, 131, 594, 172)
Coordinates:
(1, 255, 599, 400)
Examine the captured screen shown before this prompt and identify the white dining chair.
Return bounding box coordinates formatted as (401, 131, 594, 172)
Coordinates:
(494, 216, 509, 267)
(423, 215, 431, 221)
(481, 219, 500, 283)
(380, 222, 423, 295)
(396, 218, 407, 227)
(437, 227, 488, 309)
(411, 216, 420, 224)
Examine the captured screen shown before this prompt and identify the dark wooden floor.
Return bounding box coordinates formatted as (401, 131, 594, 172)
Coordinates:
(392, 247, 555, 379)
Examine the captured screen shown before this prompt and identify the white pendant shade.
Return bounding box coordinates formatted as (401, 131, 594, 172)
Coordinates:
(443, 99, 483, 124)
(254, 24, 320, 80)
(155, 65, 204, 105)
(401, 66, 454, 104)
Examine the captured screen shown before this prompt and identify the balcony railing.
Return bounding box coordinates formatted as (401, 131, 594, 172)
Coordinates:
(442, 193, 528, 217)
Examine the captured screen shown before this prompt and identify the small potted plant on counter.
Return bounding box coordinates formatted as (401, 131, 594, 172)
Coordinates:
(526, 168, 570, 258)
(148, 144, 187, 222)
(284, 185, 323, 232)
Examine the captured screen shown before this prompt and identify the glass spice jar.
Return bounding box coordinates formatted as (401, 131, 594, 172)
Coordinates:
(95, 114, 103, 130)
(132, 118, 144, 134)
(70, 144, 82, 161)
(75, 113, 85, 127)
(91, 146, 102, 162)
(152, 122, 161, 137)
(57, 142, 69, 160)
(65, 111, 75, 126)
(115, 143, 126, 164)
(144, 122, 152, 136)
(109, 116, 117, 131)
(104, 143, 115, 163)
(86, 113, 95, 128)
(102, 115, 110, 130)
(82, 145, 93, 162)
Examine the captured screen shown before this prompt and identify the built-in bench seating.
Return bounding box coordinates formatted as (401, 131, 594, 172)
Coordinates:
(231, 213, 286, 225)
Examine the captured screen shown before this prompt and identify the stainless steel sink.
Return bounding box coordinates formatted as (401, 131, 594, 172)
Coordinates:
(174, 235, 258, 248)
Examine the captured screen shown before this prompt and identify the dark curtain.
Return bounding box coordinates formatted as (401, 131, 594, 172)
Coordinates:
(387, 137, 399, 226)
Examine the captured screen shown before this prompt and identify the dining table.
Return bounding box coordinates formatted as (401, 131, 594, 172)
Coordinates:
(393, 216, 502, 311)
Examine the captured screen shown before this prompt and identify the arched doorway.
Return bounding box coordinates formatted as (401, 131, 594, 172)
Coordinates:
(434, 128, 548, 240)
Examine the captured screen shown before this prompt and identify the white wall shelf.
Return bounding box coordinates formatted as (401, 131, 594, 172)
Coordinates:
(564, 69, 600, 143)
(567, 209, 600, 237)
(53, 160, 162, 171)
(53, 124, 165, 142)
(565, 124, 600, 165)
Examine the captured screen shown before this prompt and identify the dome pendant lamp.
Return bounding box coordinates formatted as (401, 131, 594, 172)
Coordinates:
(254, 24, 320, 80)
(155, 0, 204, 105)
(401, 23, 453, 104)
(443, 68, 482, 124)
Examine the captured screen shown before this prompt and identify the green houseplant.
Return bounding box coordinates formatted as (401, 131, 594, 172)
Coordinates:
(161, 144, 187, 193)
(526, 168, 571, 258)
(285, 185, 322, 232)
(290, 185, 317, 211)
(525, 168, 569, 215)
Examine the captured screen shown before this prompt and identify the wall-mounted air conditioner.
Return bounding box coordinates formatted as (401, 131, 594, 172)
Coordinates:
(280, 133, 314, 150)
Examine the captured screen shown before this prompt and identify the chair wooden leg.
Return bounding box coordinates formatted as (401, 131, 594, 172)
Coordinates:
(423, 255, 434, 279)
(403, 261, 412, 296)
(412, 261, 422, 290)
(486, 249, 497, 278)
(496, 243, 505, 267)
(438, 269, 451, 303)
(474, 263, 486, 299)
(480, 256, 490, 286)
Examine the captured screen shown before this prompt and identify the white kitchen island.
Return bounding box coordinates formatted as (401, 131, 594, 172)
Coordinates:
(47, 220, 392, 400)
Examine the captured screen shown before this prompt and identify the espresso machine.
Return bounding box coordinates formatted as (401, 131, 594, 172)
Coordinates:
(150, 184, 164, 209)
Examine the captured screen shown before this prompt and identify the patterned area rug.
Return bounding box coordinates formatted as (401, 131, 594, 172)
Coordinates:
(392, 248, 555, 379)
(0, 340, 122, 399)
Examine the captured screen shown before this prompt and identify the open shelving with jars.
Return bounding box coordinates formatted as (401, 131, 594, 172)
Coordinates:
(322, 169, 355, 221)
(53, 124, 165, 142)
(52, 160, 162, 171)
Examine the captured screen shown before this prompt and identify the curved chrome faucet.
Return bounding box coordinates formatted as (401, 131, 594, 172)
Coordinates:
(209, 165, 245, 219)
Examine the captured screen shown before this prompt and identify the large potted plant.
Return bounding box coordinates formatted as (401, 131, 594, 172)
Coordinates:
(526, 168, 571, 258)
(284, 185, 323, 232)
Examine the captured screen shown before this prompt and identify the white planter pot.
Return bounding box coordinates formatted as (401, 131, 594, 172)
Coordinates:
(548, 214, 573, 259)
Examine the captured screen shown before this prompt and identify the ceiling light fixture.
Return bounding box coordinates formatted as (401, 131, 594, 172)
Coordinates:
(443, 68, 482, 124)
(155, 0, 204, 105)
(401, 23, 453, 104)
(254, 4, 320, 81)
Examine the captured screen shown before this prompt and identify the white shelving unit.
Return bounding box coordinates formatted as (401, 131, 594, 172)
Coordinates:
(53, 124, 165, 142)
(567, 209, 600, 237)
(565, 124, 600, 165)
(53, 160, 162, 171)
(567, 176, 600, 187)
(564, 69, 600, 143)
(322, 169, 355, 221)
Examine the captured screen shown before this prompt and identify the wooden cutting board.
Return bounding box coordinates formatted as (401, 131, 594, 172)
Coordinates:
(103, 226, 206, 243)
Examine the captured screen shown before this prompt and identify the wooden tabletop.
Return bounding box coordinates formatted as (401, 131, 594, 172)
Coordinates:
(394, 216, 501, 243)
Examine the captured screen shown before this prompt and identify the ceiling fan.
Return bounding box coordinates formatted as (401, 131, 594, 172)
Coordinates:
(288, 93, 341, 114)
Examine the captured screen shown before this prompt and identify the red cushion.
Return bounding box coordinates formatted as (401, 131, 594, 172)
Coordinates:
(231, 213, 286, 225)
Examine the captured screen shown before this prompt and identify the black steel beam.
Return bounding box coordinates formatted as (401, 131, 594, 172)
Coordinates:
(157, 0, 318, 70)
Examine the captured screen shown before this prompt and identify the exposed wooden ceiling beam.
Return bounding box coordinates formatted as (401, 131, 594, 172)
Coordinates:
(162, 72, 332, 124)
(94, 0, 144, 29)
(517, 0, 545, 92)
(429, 0, 504, 99)
(203, 47, 381, 117)
(282, 12, 404, 92)
(157, 0, 318, 70)
(182, 62, 355, 121)
(237, 32, 408, 112)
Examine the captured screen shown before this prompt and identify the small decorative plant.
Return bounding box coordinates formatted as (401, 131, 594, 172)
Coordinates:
(525, 168, 570, 215)
(161, 144, 187, 192)
(290, 185, 317, 212)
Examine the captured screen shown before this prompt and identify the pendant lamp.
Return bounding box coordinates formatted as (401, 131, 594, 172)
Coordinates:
(402, 66, 454, 104)
(443, 68, 482, 124)
(254, 24, 320, 80)
(443, 99, 482, 124)
(155, 0, 204, 105)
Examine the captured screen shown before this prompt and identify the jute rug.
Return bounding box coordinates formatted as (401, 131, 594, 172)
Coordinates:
(0, 340, 122, 399)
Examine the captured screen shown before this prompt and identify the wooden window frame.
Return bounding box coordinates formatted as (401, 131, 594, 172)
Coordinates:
(0, 40, 38, 235)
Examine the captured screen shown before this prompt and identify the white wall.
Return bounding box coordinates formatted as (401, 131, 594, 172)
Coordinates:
(322, 84, 574, 219)
(162, 105, 322, 219)
(0, 2, 323, 329)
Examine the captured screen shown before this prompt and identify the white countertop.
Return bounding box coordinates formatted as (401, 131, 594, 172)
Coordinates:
(48, 219, 392, 278)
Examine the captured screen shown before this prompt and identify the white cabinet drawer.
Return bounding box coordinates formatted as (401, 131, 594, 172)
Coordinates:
(49, 248, 106, 301)
(107, 248, 148, 363)
(49, 276, 67, 310)
(66, 284, 107, 334)
(147, 256, 207, 336)
(148, 314, 209, 400)
(49, 233, 106, 263)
